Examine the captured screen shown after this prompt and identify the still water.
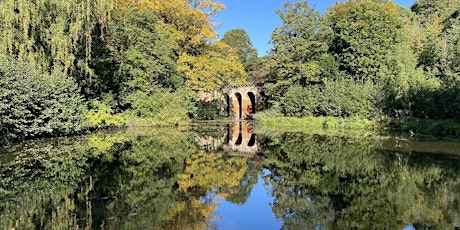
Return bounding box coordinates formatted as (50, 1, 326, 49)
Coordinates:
(0, 122, 459, 229)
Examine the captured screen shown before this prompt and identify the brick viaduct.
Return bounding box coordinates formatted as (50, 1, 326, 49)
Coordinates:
(220, 84, 261, 119)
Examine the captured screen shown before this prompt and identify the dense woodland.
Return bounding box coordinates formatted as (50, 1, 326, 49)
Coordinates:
(0, 0, 459, 142)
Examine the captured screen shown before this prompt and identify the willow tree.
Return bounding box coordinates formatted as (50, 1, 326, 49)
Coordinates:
(0, 0, 114, 79)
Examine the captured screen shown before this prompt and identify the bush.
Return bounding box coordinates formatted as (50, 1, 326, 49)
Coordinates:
(0, 56, 88, 141)
(280, 85, 316, 117)
(195, 100, 220, 120)
(86, 98, 127, 129)
(279, 79, 378, 118)
(316, 79, 378, 118)
(125, 87, 191, 125)
(405, 79, 460, 119)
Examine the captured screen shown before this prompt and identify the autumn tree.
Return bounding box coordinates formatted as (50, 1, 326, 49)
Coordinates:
(178, 41, 247, 91)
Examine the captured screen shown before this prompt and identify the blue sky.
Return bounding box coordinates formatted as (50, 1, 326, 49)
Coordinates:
(214, 0, 417, 57)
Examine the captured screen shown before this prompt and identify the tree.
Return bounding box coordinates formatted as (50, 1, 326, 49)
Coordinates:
(264, 0, 331, 106)
(221, 29, 258, 73)
(0, 0, 113, 80)
(92, 2, 183, 99)
(326, 0, 404, 82)
(178, 41, 247, 91)
(410, 0, 460, 77)
(133, 0, 224, 54)
(270, 1, 330, 85)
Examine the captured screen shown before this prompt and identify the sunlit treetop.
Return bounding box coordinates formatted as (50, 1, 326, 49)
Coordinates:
(127, 0, 224, 51)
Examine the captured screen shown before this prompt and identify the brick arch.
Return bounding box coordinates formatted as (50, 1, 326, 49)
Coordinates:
(221, 84, 261, 119)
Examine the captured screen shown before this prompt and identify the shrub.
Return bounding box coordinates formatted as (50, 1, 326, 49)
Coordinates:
(195, 100, 220, 120)
(279, 79, 378, 118)
(280, 85, 316, 117)
(0, 56, 88, 141)
(316, 79, 378, 118)
(125, 87, 191, 125)
(86, 99, 126, 129)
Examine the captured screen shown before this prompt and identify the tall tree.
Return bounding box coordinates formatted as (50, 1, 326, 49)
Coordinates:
(410, 0, 460, 77)
(265, 1, 331, 102)
(92, 2, 182, 99)
(326, 0, 404, 82)
(221, 29, 258, 73)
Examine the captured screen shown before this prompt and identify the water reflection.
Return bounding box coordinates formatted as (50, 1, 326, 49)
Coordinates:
(0, 126, 459, 229)
(195, 122, 261, 155)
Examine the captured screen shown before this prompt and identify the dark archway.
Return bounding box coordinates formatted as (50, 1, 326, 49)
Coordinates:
(235, 133, 243, 145)
(235, 93, 242, 119)
(247, 134, 256, 147)
(222, 93, 230, 117)
(247, 92, 256, 114)
(224, 123, 230, 144)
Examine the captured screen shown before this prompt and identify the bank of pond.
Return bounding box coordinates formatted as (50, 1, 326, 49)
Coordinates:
(0, 122, 459, 229)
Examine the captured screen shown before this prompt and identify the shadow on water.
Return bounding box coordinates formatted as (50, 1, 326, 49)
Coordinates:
(0, 123, 459, 229)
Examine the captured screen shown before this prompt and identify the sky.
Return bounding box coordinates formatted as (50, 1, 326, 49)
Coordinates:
(214, 0, 417, 57)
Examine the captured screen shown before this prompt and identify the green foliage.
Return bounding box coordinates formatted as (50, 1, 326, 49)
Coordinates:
(85, 98, 127, 129)
(266, 0, 331, 101)
(0, 0, 113, 79)
(279, 79, 378, 118)
(0, 56, 88, 142)
(221, 29, 258, 72)
(316, 79, 378, 118)
(125, 87, 191, 126)
(92, 3, 182, 99)
(280, 85, 316, 117)
(194, 100, 221, 120)
(327, 0, 404, 81)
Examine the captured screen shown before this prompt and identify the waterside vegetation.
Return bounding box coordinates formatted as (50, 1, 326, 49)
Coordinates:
(1, 0, 460, 142)
(255, 0, 460, 138)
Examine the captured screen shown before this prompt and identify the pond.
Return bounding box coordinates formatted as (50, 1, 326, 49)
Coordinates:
(0, 122, 459, 229)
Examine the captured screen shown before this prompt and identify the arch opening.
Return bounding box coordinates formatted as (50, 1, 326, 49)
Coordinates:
(247, 134, 256, 147)
(247, 92, 256, 114)
(222, 93, 230, 117)
(235, 133, 243, 145)
(235, 93, 242, 119)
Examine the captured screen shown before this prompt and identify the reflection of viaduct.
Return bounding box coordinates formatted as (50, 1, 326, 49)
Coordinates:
(221, 84, 261, 119)
(223, 122, 260, 155)
(194, 122, 261, 156)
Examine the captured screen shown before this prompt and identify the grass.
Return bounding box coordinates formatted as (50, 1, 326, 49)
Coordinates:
(254, 111, 380, 138)
(254, 110, 460, 138)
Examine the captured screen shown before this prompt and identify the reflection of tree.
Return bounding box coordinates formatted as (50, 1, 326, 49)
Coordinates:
(88, 128, 210, 229)
(225, 161, 259, 204)
(263, 133, 460, 229)
(0, 137, 92, 229)
(178, 150, 247, 198)
(0, 127, 261, 230)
